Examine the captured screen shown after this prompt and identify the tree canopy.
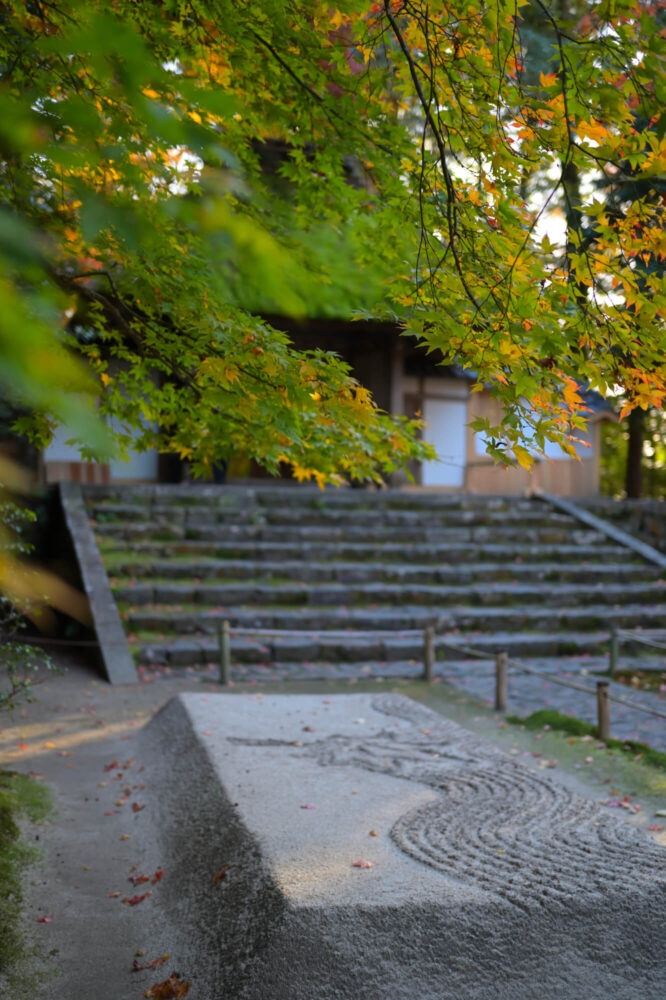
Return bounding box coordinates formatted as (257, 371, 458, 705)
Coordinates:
(0, 0, 664, 481)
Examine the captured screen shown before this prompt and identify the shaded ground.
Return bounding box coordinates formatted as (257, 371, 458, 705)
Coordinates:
(0, 651, 665, 999)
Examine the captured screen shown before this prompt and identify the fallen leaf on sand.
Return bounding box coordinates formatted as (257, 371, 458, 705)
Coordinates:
(104, 760, 120, 772)
(369, 830, 378, 837)
(648, 824, 664, 831)
(143, 973, 191, 998)
(122, 892, 151, 906)
(214, 865, 231, 884)
(132, 802, 145, 813)
(351, 859, 373, 869)
(35, 915, 53, 923)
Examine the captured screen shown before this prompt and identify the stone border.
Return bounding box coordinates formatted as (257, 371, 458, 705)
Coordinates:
(535, 491, 666, 571)
(59, 481, 137, 684)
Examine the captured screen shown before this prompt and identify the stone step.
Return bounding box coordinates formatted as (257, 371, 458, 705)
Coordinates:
(112, 579, 666, 609)
(104, 556, 661, 585)
(131, 629, 616, 667)
(123, 601, 665, 636)
(96, 538, 636, 565)
(83, 484, 545, 512)
(94, 520, 604, 546)
(88, 501, 577, 530)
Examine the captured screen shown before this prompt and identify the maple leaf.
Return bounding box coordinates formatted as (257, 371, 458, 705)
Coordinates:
(133, 955, 170, 972)
(122, 892, 151, 905)
(143, 973, 192, 998)
(214, 864, 231, 884)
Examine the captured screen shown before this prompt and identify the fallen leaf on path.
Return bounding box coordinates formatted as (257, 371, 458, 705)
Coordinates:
(17, 742, 29, 750)
(369, 830, 378, 837)
(351, 859, 373, 869)
(120, 834, 132, 841)
(302, 725, 315, 732)
(58, 751, 72, 757)
(132, 802, 145, 813)
(122, 892, 151, 905)
(108, 892, 121, 898)
(133, 954, 170, 972)
(648, 824, 664, 831)
(300, 804, 315, 810)
(98, 781, 108, 787)
(28, 771, 44, 779)
(116, 798, 128, 807)
(35, 915, 53, 923)
(129, 874, 151, 886)
(152, 868, 164, 884)
(104, 810, 117, 816)
(214, 865, 231, 884)
(143, 973, 191, 998)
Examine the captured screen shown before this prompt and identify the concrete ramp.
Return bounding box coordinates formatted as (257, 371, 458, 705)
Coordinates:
(138, 694, 666, 999)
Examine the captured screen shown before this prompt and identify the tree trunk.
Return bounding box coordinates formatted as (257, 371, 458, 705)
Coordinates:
(625, 407, 644, 499)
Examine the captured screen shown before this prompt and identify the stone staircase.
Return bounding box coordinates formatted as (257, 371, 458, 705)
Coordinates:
(82, 485, 666, 677)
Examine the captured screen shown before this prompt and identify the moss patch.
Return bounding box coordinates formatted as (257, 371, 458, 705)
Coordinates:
(0, 770, 51, 990)
(507, 709, 666, 771)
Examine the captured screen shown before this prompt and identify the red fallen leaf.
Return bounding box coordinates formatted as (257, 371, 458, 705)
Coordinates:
(35, 915, 53, 923)
(104, 761, 120, 772)
(122, 892, 151, 905)
(129, 874, 151, 886)
(648, 824, 665, 831)
(133, 954, 170, 972)
(143, 973, 191, 999)
(351, 859, 373, 869)
(28, 770, 44, 779)
(17, 742, 29, 750)
(302, 725, 315, 732)
(104, 810, 117, 816)
(152, 868, 164, 884)
(300, 804, 315, 810)
(132, 802, 145, 813)
(214, 864, 231, 884)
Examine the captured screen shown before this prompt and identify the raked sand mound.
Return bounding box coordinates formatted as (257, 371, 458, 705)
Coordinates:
(135, 692, 666, 1000)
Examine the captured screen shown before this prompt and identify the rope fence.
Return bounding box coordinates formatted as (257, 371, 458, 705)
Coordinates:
(217, 621, 666, 739)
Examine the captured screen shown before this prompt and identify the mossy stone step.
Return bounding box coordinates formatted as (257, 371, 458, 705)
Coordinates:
(94, 521, 604, 546)
(130, 628, 616, 667)
(112, 579, 666, 610)
(88, 502, 578, 530)
(123, 601, 666, 636)
(96, 539, 637, 565)
(103, 556, 661, 585)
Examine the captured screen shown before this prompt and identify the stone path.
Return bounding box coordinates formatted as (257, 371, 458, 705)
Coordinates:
(145, 651, 666, 751)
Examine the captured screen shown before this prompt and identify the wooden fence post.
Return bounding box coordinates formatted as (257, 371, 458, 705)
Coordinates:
(218, 619, 231, 686)
(596, 680, 611, 741)
(423, 626, 435, 682)
(494, 651, 508, 711)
